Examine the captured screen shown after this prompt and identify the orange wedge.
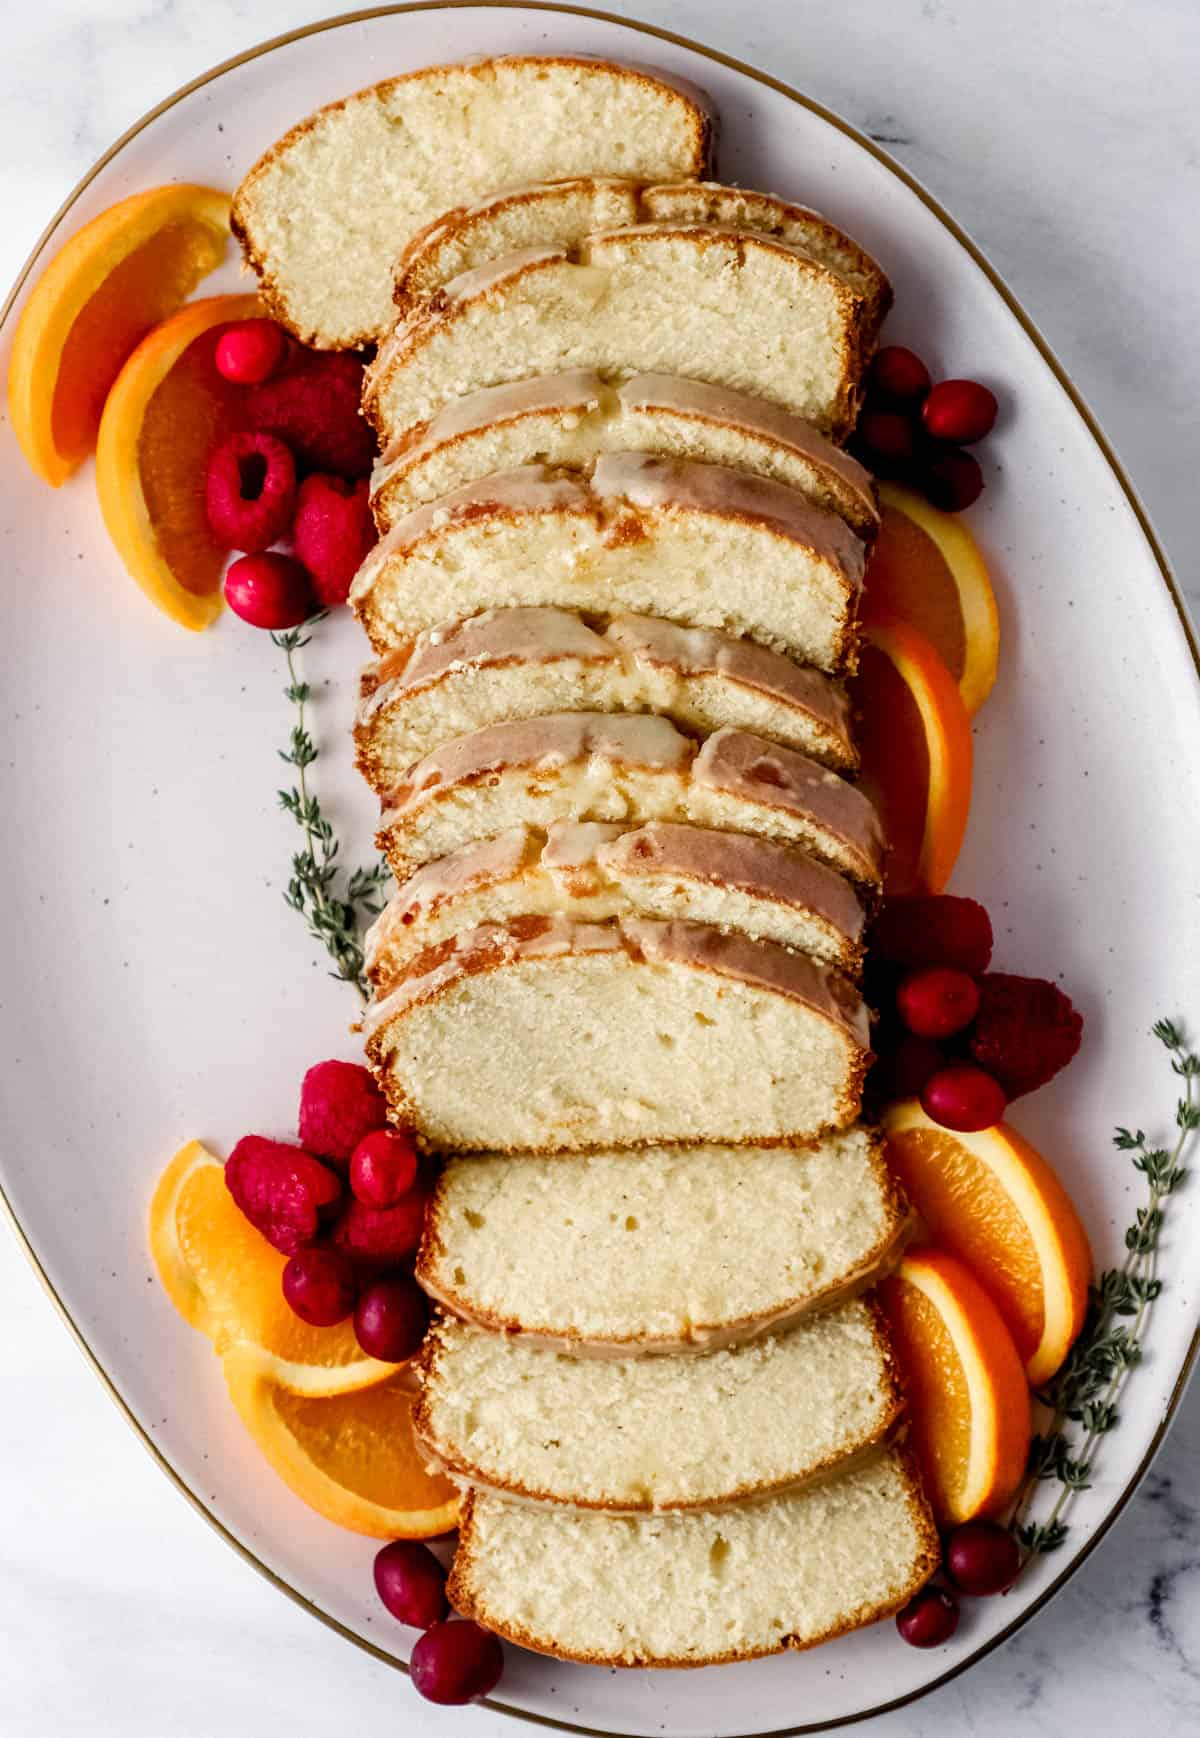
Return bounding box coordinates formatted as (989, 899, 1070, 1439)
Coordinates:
(882, 1102, 1092, 1386)
(95, 291, 261, 631)
(880, 1248, 1030, 1525)
(223, 1346, 460, 1539)
(864, 483, 1000, 715)
(851, 614, 973, 895)
(7, 185, 232, 487)
(148, 1139, 392, 1397)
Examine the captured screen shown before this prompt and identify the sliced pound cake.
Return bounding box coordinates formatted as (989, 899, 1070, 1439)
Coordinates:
(366, 820, 866, 984)
(231, 57, 714, 348)
(394, 177, 890, 335)
(414, 1300, 903, 1510)
(361, 916, 870, 1152)
(370, 371, 878, 536)
(363, 226, 874, 446)
(351, 455, 866, 670)
(355, 608, 857, 789)
(375, 714, 884, 888)
(449, 1449, 939, 1665)
(417, 1130, 910, 1349)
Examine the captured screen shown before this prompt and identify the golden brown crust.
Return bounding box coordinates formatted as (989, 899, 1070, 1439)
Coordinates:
(446, 1448, 940, 1667)
(415, 1132, 912, 1349)
(232, 57, 715, 349)
(412, 1304, 907, 1511)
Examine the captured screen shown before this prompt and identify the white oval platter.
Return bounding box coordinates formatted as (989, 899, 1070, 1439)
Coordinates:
(0, 6, 1198, 1735)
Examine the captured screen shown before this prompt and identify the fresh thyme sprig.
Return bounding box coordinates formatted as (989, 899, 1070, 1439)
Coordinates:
(272, 621, 390, 1000)
(1010, 1019, 1197, 1561)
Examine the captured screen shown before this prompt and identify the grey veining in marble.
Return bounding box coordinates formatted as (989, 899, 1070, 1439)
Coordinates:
(1, 2, 1198, 1736)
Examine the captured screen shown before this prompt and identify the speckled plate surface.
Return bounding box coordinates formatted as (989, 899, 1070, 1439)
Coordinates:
(1, 6, 1198, 1734)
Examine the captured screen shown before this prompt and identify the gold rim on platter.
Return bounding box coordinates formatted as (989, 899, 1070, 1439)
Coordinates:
(1, 7, 1197, 1734)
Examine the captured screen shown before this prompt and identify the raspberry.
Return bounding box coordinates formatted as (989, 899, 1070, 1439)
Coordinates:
(298, 1059, 387, 1166)
(215, 319, 287, 386)
(872, 1032, 945, 1102)
(247, 352, 375, 479)
(855, 407, 915, 473)
(966, 973, 1083, 1099)
(224, 1136, 342, 1255)
(292, 474, 376, 607)
(330, 1194, 428, 1270)
(871, 896, 993, 976)
(224, 552, 313, 629)
(206, 431, 296, 552)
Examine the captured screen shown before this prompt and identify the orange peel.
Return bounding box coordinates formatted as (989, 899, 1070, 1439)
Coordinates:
(7, 184, 232, 487)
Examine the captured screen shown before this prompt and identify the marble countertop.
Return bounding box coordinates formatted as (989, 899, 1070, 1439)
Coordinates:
(2, 2, 1197, 1734)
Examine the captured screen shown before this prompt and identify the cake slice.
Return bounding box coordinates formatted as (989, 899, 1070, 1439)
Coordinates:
(372, 371, 878, 537)
(355, 608, 858, 789)
(231, 57, 714, 348)
(351, 455, 866, 668)
(375, 714, 884, 888)
(393, 177, 890, 335)
(362, 916, 870, 1152)
(448, 1449, 939, 1665)
(366, 820, 866, 984)
(363, 226, 874, 446)
(417, 1129, 909, 1349)
(414, 1300, 903, 1511)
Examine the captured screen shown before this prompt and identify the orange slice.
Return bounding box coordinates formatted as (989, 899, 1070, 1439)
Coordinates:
(148, 1140, 392, 1397)
(882, 1101, 1092, 1386)
(864, 482, 1000, 715)
(880, 1248, 1030, 1525)
(95, 291, 261, 631)
(7, 185, 232, 487)
(851, 614, 973, 895)
(223, 1345, 460, 1539)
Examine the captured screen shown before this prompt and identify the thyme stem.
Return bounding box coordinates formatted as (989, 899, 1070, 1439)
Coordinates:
(272, 620, 390, 1001)
(1010, 1021, 1197, 1562)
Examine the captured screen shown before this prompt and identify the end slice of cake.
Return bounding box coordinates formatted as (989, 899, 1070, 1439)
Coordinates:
(231, 58, 714, 348)
(448, 1449, 939, 1665)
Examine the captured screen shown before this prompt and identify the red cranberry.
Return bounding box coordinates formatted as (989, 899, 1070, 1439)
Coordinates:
(856, 407, 915, 470)
(896, 1585, 959, 1647)
(921, 1063, 1007, 1132)
(224, 552, 313, 629)
(945, 1521, 1022, 1596)
(873, 1032, 946, 1101)
(215, 319, 287, 385)
(896, 966, 981, 1040)
(354, 1273, 429, 1362)
(869, 345, 932, 403)
(350, 1128, 420, 1207)
(281, 1246, 358, 1326)
(411, 1621, 504, 1704)
(374, 1539, 448, 1628)
(921, 447, 984, 512)
(922, 379, 998, 445)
